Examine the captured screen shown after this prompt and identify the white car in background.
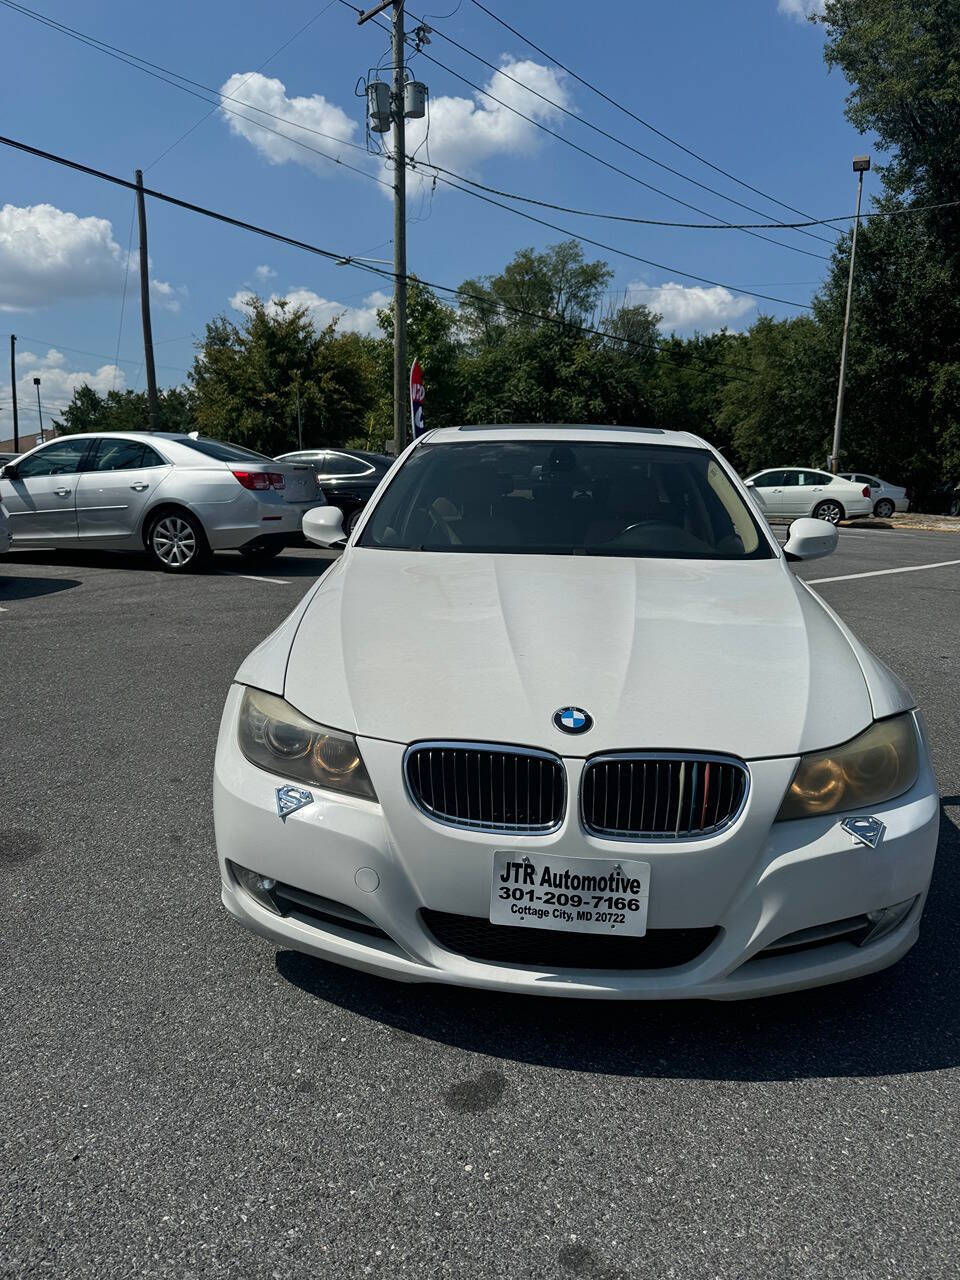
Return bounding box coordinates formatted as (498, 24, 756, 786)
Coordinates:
(214, 425, 938, 1000)
(745, 467, 873, 524)
(0, 433, 325, 572)
(840, 472, 909, 518)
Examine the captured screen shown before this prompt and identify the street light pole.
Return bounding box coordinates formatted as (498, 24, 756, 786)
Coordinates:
(830, 155, 870, 474)
(33, 375, 44, 444)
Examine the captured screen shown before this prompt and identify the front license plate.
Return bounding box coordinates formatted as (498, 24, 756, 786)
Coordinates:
(490, 851, 651, 937)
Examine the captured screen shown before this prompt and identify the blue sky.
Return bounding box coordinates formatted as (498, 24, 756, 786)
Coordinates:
(0, 0, 869, 429)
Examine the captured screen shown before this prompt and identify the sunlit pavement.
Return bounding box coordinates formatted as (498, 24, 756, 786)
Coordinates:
(2, 528, 958, 1279)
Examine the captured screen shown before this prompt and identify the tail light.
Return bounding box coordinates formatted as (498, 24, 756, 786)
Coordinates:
(862, 486, 871, 498)
(232, 470, 285, 491)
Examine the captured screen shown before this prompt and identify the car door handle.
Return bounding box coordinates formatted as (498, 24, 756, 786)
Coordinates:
(130, 482, 149, 492)
(54, 487, 72, 497)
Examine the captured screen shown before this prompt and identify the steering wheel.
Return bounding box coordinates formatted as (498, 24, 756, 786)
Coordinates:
(427, 503, 459, 546)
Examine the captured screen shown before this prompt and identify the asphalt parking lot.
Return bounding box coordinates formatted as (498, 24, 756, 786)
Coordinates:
(2, 528, 959, 1279)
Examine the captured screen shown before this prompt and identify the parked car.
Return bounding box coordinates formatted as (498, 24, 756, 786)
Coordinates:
(911, 478, 960, 517)
(0, 433, 325, 572)
(839, 472, 909, 518)
(745, 467, 873, 523)
(214, 424, 938, 1000)
(276, 448, 393, 532)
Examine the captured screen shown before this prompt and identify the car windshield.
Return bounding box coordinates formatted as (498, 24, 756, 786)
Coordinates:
(358, 440, 771, 559)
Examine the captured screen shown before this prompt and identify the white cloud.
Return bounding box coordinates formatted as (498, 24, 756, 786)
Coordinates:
(150, 278, 187, 313)
(0, 203, 130, 311)
(627, 281, 756, 334)
(218, 73, 359, 171)
(405, 57, 572, 183)
(777, 0, 825, 19)
(254, 264, 277, 279)
(1, 347, 125, 418)
(0, 202, 185, 313)
(229, 287, 390, 337)
(218, 59, 570, 195)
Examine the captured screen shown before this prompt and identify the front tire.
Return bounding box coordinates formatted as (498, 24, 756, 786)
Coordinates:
(949, 496, 960, 518)
(874, 498, 895, 518)
(813, 499, 844, 525)
(147, 510, 209, 573)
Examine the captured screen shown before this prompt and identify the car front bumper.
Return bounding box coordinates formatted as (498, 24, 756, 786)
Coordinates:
(213, 688, 940, 1000)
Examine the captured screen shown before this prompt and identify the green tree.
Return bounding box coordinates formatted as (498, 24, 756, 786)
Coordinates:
(189, 295, 380, 453)
(53, 384, 194, 435)
(716, 316, 832, 473)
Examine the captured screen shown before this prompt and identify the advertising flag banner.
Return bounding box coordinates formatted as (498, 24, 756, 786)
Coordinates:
(410, 358, 426, 437)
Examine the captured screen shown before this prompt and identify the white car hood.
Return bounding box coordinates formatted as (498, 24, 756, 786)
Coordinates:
(280, 549, 877, 759)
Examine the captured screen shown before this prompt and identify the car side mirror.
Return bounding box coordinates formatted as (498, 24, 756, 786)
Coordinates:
(783, 517, 838, 562)
(1, 463, 18, 480)
(744, 478, 755, 488)
(302, 505, 346, 547)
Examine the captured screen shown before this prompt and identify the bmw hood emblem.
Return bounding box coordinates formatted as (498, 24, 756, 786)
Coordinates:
(554, 706, 593, 735)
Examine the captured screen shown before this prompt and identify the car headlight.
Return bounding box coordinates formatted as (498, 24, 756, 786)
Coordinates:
(776, 713, 919, 821)
(237, 686, 377, 800)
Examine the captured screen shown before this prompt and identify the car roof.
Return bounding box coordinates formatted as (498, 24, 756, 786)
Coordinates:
(423, 424, 708, 448)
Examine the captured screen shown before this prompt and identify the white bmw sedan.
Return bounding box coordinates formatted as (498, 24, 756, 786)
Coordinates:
(214, 426, 939, 999)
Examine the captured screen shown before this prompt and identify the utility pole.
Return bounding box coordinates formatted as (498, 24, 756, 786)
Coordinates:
(390, 2, 408, 458)
(294, 380, 303, 451)
(359, 0, 408, 456)
(135, 169, 160, 432)
(830, 155, 870, 474)
(9, 334, 19, 452)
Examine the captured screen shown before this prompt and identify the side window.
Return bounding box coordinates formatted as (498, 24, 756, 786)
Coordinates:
(779, 471, 801, 487)
(810, 472, 835, 485)
(15, 439, 92, 478)
(319, 453, 371, 478)
(90, 439, 166, 471)
(753, 470, 782, 487)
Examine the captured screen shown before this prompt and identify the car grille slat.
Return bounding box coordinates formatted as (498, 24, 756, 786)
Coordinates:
(405, 742, 565, 833)
(581, 753, 748, 840)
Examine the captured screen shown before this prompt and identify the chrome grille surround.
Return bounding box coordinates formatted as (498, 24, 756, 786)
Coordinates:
(580, 751, 749, 841)
(403, 741, 567, 834)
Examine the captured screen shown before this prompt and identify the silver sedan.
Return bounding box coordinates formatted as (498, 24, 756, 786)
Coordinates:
(0, 432, 325, 572)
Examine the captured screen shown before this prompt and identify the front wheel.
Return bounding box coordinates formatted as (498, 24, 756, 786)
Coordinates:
(147, 510, 209, 573)
(813, 500, 844, 525)
(874, 498, 895, 518)
(347, 507, 365, 534)
(949, 496, 960, 518)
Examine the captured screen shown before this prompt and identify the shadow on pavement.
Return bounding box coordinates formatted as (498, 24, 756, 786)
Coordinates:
(0, 574, 81, 601)
(4, 547, 337, 578)
(277, 806, 959, 1082)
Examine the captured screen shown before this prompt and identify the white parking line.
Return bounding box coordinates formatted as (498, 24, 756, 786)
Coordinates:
(809, 559, 960, 584)
(218, 571, 291, 586)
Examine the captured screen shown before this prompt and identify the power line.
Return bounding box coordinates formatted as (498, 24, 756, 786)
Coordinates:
(408, 164, 817, 306)
(0, 0, 385, 191)
(0, 131, 812, 310)
(0, 129, 802, 397)
(404, 0, 836, 254)
(13, 335, 191, 374)
(468, 0, 831, 231)
(415, 165, 960, 231)
(0, 0, 837, 269)
(342, 0, 832, 258)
